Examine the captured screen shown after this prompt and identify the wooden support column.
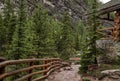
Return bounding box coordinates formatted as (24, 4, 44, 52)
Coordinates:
(28, 62, 34, 81)
(44, 59, 48, 75)
(112, 10, 120, 41)
(0, 57, 6, 81)
(51, 59, 53, 65)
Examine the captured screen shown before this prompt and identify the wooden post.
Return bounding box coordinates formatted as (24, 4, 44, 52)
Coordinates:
(0, 57, 6, 81)
(51, 59, 53, 65)
(44, 59, 48, 75)
(28, 62, 34, 81)
(113, 10, 120, 41)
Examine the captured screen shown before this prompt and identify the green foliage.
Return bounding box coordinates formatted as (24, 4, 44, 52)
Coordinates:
(1, 0, 61, 59)
(9, 0, 30, 59)
(52, 19, 62, 51)
(116, 55, 120, 64)
(3, 0, 17, 43)
(80, 0, 99, 73)
(33, 4, 58, 58)
(0, 14, 6, 56)
(82, 78, 90, 81)
(2, 0, 16, 58)
(58, 13, 75, 60)
(24, 19, 37, 56)
(0, 0, 104, 66)
(75, 21, 87, 51)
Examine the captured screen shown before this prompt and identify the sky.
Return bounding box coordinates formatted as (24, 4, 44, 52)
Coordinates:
(99, 0, 111, 3)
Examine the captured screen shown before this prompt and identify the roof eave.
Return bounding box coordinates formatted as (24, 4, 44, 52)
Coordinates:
(98, 4, 120, 15)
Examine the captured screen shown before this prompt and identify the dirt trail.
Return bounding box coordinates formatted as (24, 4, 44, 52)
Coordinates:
(45, 65, 82, 81)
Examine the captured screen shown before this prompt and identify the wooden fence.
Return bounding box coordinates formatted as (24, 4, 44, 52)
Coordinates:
(0, 58, 62, 81)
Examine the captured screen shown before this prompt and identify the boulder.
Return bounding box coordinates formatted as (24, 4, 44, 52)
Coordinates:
(100, 69, 120, 81)
(101, 69, 120, 74)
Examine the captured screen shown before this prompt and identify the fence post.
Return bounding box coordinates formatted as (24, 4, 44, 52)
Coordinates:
(53, 59, 55, 65)
(51, 58, 53, 65)
(28, 62, 34, 81)
(0, 57, 6, 81)
(44, 59, 48, 75)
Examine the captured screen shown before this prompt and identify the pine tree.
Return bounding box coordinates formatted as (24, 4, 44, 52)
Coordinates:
(0, 14, 6, 57)
(8, 0, 36, 80)
(51, 19, 62, 57)
(58, 13, 75, 60)
(80, 0, 99, 73)
(9, 0, 32, 59)
(33, 4, 58, 58)
(24, 18, 37, 57)
(3, 0, 17, 58)
(74, 21, 85, 51)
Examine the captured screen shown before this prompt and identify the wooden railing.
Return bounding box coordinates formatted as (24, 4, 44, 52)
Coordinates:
(0, 58, 62, 81)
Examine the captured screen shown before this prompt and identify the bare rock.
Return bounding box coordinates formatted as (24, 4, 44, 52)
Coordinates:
(115, 72, 120, 76)
(48, 76, 55, 80)
(100, 69, 120, 80)
(109, 75, 120, 79)
(62, 62, 70, 67)
(59, 68, 64, 72)
(64, 66, 72, 71)
(101, 69, 120, 74)
(44, 79, 49, 81)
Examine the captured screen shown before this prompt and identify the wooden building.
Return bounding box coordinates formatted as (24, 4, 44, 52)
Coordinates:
(97, 0, 120, 41)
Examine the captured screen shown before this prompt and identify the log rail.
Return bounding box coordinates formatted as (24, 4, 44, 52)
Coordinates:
(0, 58, 62, 81)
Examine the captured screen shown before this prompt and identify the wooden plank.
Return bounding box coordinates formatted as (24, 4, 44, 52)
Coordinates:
(0, 58, 6, 81)
(15, 64, 60, 81)
(0, 58, 61, 81)
(0, 61, 60, 80)
(0, 58, 60, 68)
(32, 66, 61, 81)
(97, 27, 113, 31)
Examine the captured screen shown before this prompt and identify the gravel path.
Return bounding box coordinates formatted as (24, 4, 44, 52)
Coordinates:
(45, 65, 82, 81)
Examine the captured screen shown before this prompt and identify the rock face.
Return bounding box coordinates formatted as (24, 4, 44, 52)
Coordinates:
(100, 70, 120, 81)
(0, 0, 87, 21)
(97, 40, 117, 64)
(115, 42, 120, 56)
(97, 39, 120, 64)
(42, 0, 87, 20)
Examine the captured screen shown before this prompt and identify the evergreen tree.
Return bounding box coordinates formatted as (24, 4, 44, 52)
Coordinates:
(2, 0, 17, 59)
(0, 14, 6, 57)
(8, 0, 36, 80)
(33, 4, 58, 58)
(24, 18, 37, 57)
(74, 21, 86, 51)
(51, 19, 62, 56)
(80, 0, 99, 73)
(9, 0, 33, 59)
(58, 13, 75, 60)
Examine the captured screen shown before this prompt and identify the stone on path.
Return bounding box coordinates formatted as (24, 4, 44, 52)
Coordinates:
(45, 65, 81, 81)
(100, 69, 120, 81)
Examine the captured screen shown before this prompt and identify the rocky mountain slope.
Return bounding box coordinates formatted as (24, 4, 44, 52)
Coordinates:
(0, 0, 88, 21)
(42, 0, 87, 20)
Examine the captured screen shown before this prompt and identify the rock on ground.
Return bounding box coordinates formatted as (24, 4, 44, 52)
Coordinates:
(100, 69, 120, 81)
(45, 65, 81, 81)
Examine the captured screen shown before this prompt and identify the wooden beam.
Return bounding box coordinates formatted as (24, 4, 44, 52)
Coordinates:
(97, 31, 106, 35)
(97, 31, 112, 37)
(100, 38, 113, 40)
(99, 4, 120, 15)
(97, 27, 113, 31)
(97, 17, 114, 21)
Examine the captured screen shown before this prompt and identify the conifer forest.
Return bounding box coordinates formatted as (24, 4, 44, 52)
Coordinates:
(0, 0, 120, 81)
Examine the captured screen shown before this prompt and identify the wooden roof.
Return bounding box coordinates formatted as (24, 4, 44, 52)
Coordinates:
(98, 0, 120, 15)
